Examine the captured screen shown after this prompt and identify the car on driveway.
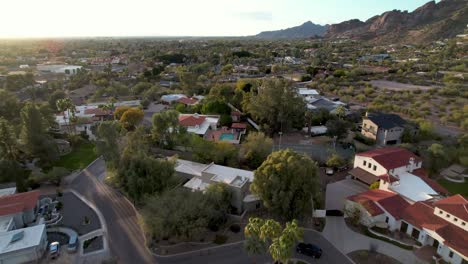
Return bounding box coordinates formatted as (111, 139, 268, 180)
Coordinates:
(296, 242, 322, 258)
(49, 241, 60, 259)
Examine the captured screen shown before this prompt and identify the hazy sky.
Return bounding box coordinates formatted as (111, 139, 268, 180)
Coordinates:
(1, 0, 436, 38)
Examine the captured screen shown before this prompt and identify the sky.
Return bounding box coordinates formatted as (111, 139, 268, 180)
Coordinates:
(1, 0, 436, 38)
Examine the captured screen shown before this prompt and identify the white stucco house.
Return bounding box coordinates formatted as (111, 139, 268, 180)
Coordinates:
(175, 159, 261, 214)
(349, 147, 448, 203)
(0, 190, 47, 264)
(178, 114, 220, 138)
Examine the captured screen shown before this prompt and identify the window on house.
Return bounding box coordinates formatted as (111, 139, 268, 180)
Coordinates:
(454, 218, 458, 222)
(368, 163, 372, 168)
(449, 251, 454, 258)
(462, 222, 466, 226)
(439, 210, 443, 214)
(363, 160, 367, 166)
(446, 214, 450, 218)
(385, 217, 389, 223)
(373, 165, 377, 171)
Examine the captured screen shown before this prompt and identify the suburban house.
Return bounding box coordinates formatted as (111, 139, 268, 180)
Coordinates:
(178, 114, 220, 137)
(306, 97, 347, 114)
(175, 159, 261, 214)
(0, 191, 40, 230)
(0, 224, 48, 264)
(346, 192, 468, 264)
(37, 64, 82, 75)
(361, 112, 410, 146)
(55, 100, 140, 139)
(0, 190, 48, 264)
(349, 147, 447, 203)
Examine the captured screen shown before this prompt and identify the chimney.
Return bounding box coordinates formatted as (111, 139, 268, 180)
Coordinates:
(408, 157, 415, 172)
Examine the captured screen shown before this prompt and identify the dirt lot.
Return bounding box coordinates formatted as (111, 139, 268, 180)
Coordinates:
(370, 80, 436, 91)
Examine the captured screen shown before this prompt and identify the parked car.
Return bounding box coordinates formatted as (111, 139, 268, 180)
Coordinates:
(49, 241, 60, 259)
(296, 243, 322, 258)
(326, 167, 334, 175)
(67, 235, 78, 253)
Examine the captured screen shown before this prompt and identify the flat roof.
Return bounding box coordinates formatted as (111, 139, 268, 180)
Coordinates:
(175, 159, 210, 177)
(183, 177, 210, 191)
(390, 172, 439, 202)
(0, 224, 45, 254)
(205, 163, 253, 187)
(0, 188, 16, 198)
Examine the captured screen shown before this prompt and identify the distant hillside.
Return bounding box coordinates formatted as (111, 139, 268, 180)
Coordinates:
(325, 0, 468, 44)
(255, 21, 328, 39)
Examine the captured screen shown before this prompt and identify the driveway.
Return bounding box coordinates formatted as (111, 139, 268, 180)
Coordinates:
(323, 180, 424, 264)
(325, 179, 368, 210)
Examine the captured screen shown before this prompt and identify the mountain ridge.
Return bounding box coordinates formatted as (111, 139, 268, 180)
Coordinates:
(254, 21, 328, 39)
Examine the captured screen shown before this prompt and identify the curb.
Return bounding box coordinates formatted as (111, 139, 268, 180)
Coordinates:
(153, 241, 244, 258)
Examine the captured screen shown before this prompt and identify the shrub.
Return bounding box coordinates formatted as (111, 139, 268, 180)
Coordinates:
(230, 224, 241, 233)
(213, 234, 228, 245)
(56, 201, 63, 211)
(354, 133, 375, 146)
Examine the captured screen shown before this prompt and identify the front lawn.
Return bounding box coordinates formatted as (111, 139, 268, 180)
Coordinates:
(437, 178, 468, 196)
(52, 143, 97, 170)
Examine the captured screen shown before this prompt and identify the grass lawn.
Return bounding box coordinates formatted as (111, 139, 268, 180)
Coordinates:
(52, 143, 97, 170)
(437, 178, 468, 196)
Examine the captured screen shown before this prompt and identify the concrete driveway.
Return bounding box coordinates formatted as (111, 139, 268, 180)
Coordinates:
(325, 179, 368, 210)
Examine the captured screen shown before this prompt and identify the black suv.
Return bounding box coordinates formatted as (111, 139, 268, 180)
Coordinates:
(296, 243, 322, 258)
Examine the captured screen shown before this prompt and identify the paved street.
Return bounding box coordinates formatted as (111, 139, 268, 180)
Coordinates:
(71, 158, 154, 264)
(70, 158, 353, 264)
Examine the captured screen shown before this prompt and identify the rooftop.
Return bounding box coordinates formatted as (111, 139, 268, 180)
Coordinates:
(0, 188, 16, 198)
(433, 195, 468, 222)
(357, 147, 422, 170)
(365, 112, 406, 129)
(0, 224, 45, 255)
(348, 189, 410, 219)
(0, 191, 39, 217)
(389, 172, 439, 202)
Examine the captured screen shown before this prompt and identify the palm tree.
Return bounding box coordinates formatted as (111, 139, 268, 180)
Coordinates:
(56, 98, 76, 134)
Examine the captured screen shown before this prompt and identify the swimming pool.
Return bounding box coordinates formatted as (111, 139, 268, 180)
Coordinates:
(220, 133, 235, 141)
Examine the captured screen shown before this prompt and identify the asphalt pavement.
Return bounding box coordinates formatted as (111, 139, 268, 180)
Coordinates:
(71, 158, 353, 264)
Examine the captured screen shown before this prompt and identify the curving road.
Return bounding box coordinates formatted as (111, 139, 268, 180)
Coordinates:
(70, 158, 353, 264)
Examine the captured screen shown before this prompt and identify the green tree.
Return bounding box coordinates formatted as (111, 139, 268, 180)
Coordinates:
(205, 183, 232, 230)
(20, 103, 58, 165)
(239, 132, 273, 169)
(114, 106, 131, 120)
(96, 121, 123, 168)
(0, 89, 22, 121)
(326, 153, 345, 169)
(120, 108, 144, 130)
(325, 119, 349, 140)
(245, 78, 305, 134)
(0, 118, 18, 161)
(269, 220, 303, 263)
(426, 143, 447, 175)
(244, 218, 303, 263)
(56, 98, 76, 134)
(152, 110, 184, 148)
(48, 90, 66, 111)
(143, 189, 212, 241)
(335, 105, 346, 119)
(250, 149, 320, 219)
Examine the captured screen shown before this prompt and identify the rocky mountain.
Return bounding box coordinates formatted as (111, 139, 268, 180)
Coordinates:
(255, 21, 328, 39)
(325, 0, 468, 44)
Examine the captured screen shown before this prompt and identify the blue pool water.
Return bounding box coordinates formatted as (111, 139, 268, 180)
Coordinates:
(220, 133, 235, 141)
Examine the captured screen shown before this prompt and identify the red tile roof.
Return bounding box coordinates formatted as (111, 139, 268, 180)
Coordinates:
(348, 167, 379, 185)
(178, 115, 206, 127)
(177, 97, 198, 105)
(412, 168, 448, 195)
(0, 191, 40, 216)
(348, 189, 410, 219)
(402, 199, 468, 257)
(357, 147, 422, 170)
(433, 195, 468, 222)
(231, 123, 247, 129)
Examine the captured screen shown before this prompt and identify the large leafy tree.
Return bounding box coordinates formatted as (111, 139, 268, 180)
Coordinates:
(250, 149, 319, 220)
(119, 108, 144, 130)
(96, 121, 124, 168)
(0, 89, 22, 121)
(239, 132, 273, 169)
(20, 103, 58, 165)
(0, 118, 19, 161)
(244, 78, 305, 134)
(143, 189, 221, 241)
(152, 110, 184, 148)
